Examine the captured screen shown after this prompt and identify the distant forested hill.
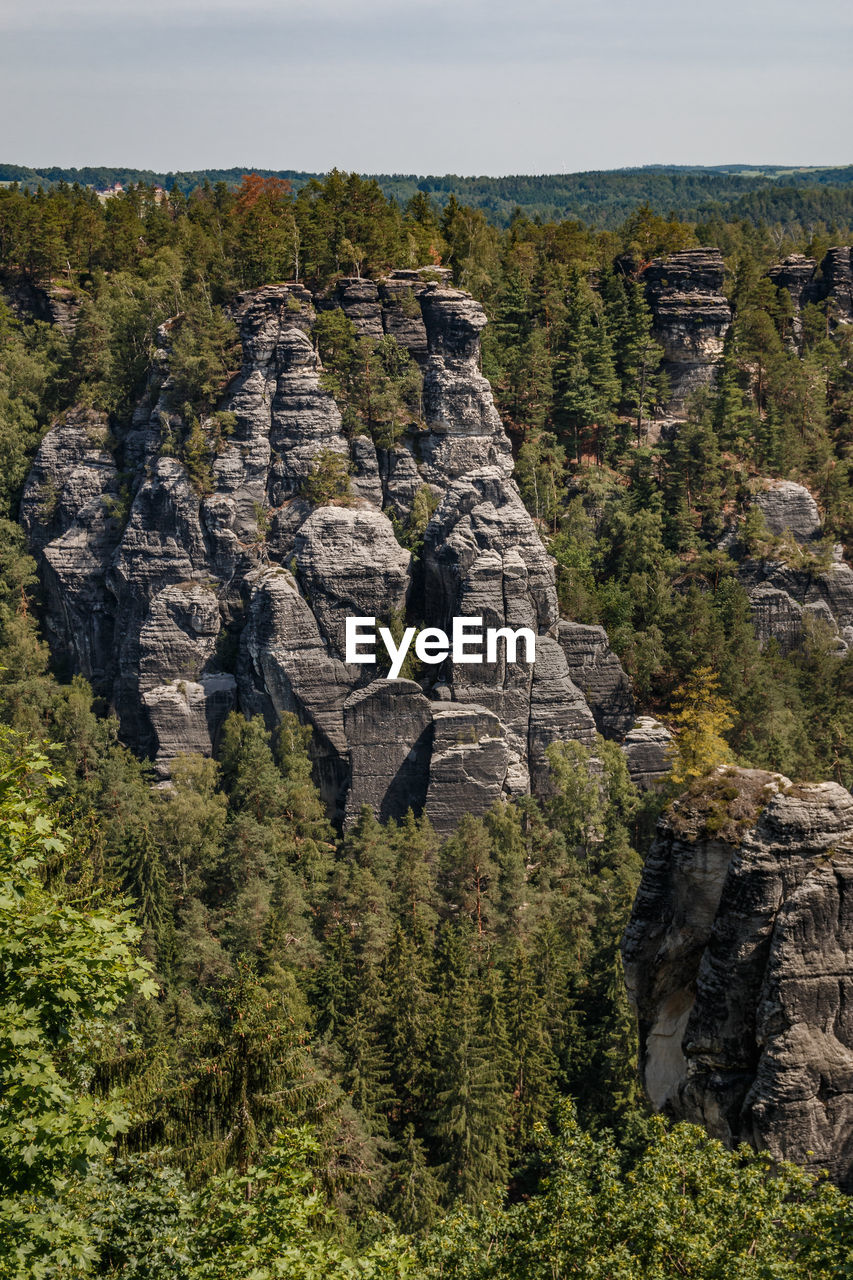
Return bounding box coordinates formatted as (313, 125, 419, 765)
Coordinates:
(2, 162, 852, 227)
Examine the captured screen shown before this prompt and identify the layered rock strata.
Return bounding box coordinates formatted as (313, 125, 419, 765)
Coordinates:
(643, 249, 732, 418)
(623, 767, 853, 1188)
(732, 480, 853, 652)
(621, 717, 673, 789)
(768, 246, 853, 331)
(24, 277, 617, 822)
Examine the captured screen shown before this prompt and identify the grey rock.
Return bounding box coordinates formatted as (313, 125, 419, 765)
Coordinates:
(767, 255, 818, 312)
(379, 274, 429, 364)
(20, 408, 117, 553)
(331, 277, 384, 341)
(424, 703, 509, 834)
(423, 467, 561, 785)
(142, 675, 236, 776)
(766, 246, 853, 331)
(740, 556, 853, 652)
(557, 621, 635, 739)
(418, 287, 513, 485)
(643, 249, 732, 417)
(0, 272, 82, 337)
(349, 435, 384, 507)
(527, 637, 597, 789)
(344, 680, 433, 825)
(754, 481, 822, 543)
(379, 443, 425, 519)
(23, 275, 606, 819)
(295, 507, 411, 658)
(266, 327, 350, 506)
(623, 768, 853, 1188)
(745, 581, 805, 653)
(21, 408, 122, 684)
(622, 716, 673, 789)
(239, 567, 358, 812)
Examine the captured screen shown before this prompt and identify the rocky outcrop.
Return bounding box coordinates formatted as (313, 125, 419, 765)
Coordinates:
(20, 407, 122, 682)
(294, 507, 411, 658)
(344, 680, 433, 825)
(735, 481, 853, 652)
(424, 703, 509, 834)
(421, 467, 595, 791)
(767, 254, 818, 313)
(642, 249, 732, 418)
(1, 271, 82, 337)
(622, 767, 853, 1188)
(621, 716, 672, 789)
(768, 246, 853, 331)
(24, 276, 612, 826)
(753, 480, 822, 544)
(417, 287, 514, 489)
(557, 621, 635, 740)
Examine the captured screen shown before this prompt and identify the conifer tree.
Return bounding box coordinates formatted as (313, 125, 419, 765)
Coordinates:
(667, 665, 736, 784)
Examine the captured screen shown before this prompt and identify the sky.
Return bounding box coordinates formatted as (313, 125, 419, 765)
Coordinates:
(0, 0, 850, 175)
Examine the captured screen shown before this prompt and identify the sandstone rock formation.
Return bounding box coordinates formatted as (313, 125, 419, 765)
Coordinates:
(733, 480, 853, 652)
(621, 716, 673, 789)
(623, 767, 853, 1188)
(23, 275, 617, 827)
(643, 249, 732, 418)
(768, 246, 853, 331)
(557, 621, 635, 740)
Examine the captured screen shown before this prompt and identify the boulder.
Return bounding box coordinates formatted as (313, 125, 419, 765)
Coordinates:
(294, 507, 411, 658)
(754, 481, 822, 544)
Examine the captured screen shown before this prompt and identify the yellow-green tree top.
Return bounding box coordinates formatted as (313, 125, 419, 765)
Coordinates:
(666, 665, 735, 786)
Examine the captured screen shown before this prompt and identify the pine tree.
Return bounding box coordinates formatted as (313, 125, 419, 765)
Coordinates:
(504, 944, 558, 1146)
(385, 1123, 441, 1231)
(429, 928, 511, 1204)
(667, 665, 736, 784)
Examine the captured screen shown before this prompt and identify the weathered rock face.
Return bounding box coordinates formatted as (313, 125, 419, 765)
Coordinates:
(424, 703, 509, 834)
(20, 407, 122, 682)
(623, 767, 853, 1188)
(557, 621, 635, 740)
(768, 246, 853, 330)
(735, 480, 853, 652)
(1, 270, 82, 337)
(24, 277, 614, 827)
(621, 716, 672, 789)
(417, 287, 514, 488)
(294, 507, 411, 658)
(643, 249, 732, 418)
(767, 254, 818, 312)
(754, 480, 822, 544)
(421, 467, 595, 791)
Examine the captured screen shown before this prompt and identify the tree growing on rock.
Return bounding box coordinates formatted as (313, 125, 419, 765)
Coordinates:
(666, 665, 736, 785)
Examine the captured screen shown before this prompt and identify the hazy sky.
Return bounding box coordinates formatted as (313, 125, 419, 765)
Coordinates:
(1, 0, 849, 174)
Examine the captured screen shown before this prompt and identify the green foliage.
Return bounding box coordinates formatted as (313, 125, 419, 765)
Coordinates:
(0, 303, 69, 520)
(301, 448, 353, 505)
(0, 733, 156, 1278)
(666, 666, 736, 786)
(5, 166, 853, 1270)
(166, 304, 240, 419)
(418, 1103, 853, 1279)
(315, 311, 423, 448)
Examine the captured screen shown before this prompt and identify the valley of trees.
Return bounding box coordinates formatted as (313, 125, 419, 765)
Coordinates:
(1, 170, 853, 1275)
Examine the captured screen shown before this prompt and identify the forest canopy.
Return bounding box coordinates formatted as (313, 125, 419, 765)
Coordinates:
(2, 166, 853, 1275)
